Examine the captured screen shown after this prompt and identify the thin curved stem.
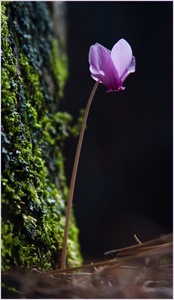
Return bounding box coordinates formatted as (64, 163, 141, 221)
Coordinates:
(60, 81, 99, 269)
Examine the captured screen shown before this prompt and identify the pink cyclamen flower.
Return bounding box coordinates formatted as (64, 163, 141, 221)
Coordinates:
(89, 38, 136, 92)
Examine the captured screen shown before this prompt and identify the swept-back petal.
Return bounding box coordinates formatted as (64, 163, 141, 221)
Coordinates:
(111, 39, 133, 78)
(120, 56, 136, 84)
(89, 43, 111, 75)
(89, 43, 121, 91)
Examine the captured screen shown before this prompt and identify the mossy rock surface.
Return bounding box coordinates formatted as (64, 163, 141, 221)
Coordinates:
(1, 1, 82, 271)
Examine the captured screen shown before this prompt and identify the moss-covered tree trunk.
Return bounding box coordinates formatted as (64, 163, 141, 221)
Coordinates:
(2, 1, 82, 271)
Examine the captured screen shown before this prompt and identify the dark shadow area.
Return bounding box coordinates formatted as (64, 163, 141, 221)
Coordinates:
(60, 1, 173, 262)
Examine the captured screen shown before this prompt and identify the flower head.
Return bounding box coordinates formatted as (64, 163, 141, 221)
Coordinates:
(89, 38, 136, 92)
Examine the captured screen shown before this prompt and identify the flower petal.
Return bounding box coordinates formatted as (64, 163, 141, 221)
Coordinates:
(111, 39, 133, 78)
(89, 43, 121, 91)
(120, 56, 136, 83)
(89, 43, 111, 75)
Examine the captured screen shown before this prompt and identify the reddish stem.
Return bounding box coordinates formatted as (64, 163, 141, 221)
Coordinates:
(60, 81, 99, 269)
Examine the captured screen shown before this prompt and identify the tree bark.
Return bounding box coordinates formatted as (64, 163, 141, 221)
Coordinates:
(1, 1, 82, 271)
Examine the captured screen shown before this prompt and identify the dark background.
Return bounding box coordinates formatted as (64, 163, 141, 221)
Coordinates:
(60, 1, 173, 262)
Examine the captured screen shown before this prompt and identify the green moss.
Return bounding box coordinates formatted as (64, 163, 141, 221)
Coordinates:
(50, 39, 69, 98)
(1, 2, 82, 271)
